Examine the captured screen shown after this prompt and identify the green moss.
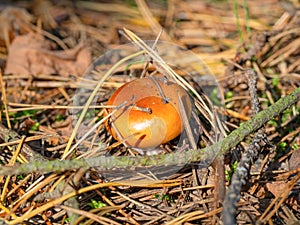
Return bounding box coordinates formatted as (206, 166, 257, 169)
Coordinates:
(30, 122, 40, 131)
(225, 91, 233, 99)
(153, 193, 173, 203)
(225, 160, 238, 182)
(87, 199, 107, 209)
(55, 114, 64, 121)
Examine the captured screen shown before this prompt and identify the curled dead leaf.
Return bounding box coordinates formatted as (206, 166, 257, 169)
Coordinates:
(0, 7, 33, 47)
(5, 32, 91, 76)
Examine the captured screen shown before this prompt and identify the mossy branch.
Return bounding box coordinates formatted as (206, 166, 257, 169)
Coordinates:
(0, 87, 299, 177)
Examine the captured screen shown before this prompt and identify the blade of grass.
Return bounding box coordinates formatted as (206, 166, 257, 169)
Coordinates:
(6, 180, 181, 225)
(62, 50, 145, 159)
(0, 71, 11, 129)
(122, 28, 214, 124)
(242, 0, 251, 36)
(234, 0, 244, 43)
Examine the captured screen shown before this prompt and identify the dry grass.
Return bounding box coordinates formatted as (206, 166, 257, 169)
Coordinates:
(0, 0, 299, 224)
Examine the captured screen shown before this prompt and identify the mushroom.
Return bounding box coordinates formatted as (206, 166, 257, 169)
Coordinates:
(106, 75, 192, 149)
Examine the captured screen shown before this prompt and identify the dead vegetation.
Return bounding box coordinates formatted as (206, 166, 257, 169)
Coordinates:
(0, 0, 299, 224)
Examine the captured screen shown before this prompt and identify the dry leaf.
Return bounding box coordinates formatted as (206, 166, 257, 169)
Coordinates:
(5, 32, 91, 76)
(53, 116, 74, 139)
(0, 7, 33, 47)
(289, 148, 300, 170)
(266, 181, 287, 198)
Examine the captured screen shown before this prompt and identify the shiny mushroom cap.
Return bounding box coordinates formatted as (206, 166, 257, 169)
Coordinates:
(106, 75, 192, 149)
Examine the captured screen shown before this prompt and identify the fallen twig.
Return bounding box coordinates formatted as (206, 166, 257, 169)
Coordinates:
(0, 87, 299, 177)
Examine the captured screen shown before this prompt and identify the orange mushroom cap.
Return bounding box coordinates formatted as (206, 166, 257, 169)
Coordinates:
(106, 75, 192, 149)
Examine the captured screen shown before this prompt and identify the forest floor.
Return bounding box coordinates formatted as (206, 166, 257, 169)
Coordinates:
(0, 0, 299, 224)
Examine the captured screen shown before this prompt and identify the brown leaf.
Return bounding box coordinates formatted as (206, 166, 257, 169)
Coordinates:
(289, 148, 300, 171)
(5, 32, 91, 76)
(0, 7, 33, 46)
(266, 181, 287, 198)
